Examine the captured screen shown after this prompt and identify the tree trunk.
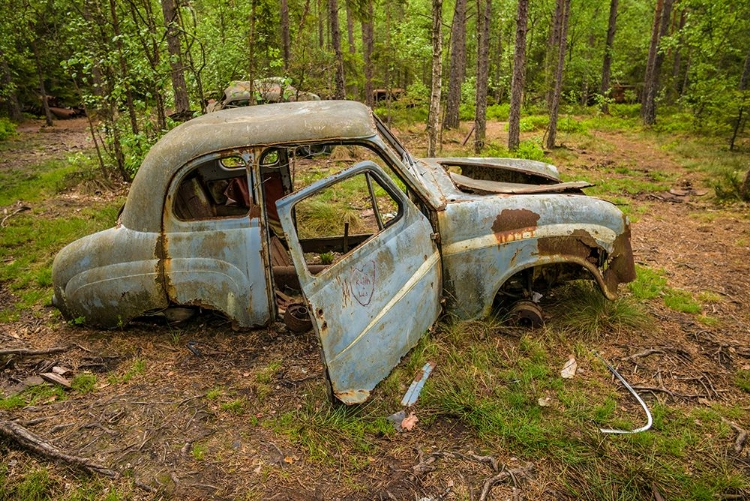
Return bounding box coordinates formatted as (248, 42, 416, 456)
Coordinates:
(108, 0, 139, 132)
(125, 0, 166, 131)
(361, 0, 375, 108)
(346, 1, 356, 54)
(329, 0, 346, 99)
(0, 48, 23, 122)
(546, 0, 571, 149)
(474, 0, 491, 153)
(545, 0, 564, 110)
(318, 0, 325, 49)
(671, 8, 686, 99)
(508, 0, 529, 151)
(730, 50, 750, 152)
(30, 39, 54, 127)
(427, 0, 443, 157)
(444, 0, 468, 130)
(248, 0, 257, 94)
(281, 0, 291, 71)
(600, 0, 618, 114)
(494, 21, 503, 103)
(642, 0, 674, 125)
(161, 0, 190, 117)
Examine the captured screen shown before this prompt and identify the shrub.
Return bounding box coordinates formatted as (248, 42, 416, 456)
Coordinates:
(519, 115, 549, 132)
(487, 104, 510, 121)
(514, 140, 546, 161)
(0, 117, 16, 141)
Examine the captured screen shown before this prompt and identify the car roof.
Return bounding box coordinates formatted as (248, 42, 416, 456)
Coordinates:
(121, 101, 378, 232)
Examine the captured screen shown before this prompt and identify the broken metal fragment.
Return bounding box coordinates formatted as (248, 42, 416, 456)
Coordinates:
(401, 362, 436, 407)
(596, 352, 653, 435)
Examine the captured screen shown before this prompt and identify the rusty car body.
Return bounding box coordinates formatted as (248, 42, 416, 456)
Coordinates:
(52, 101, 635, 404)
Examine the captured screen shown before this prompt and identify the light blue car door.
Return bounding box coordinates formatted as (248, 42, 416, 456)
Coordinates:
(276, 161, 442, 404)
(162, 152, 272, 327)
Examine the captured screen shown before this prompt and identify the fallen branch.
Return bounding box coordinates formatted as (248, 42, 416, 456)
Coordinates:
(622, 348, 664, 362)
(0, 412, 118, 478)
(1, 205, 31, 228)
(0, 346, 69, 357)
(0, 412, 157, 493)
(478, 464, 535, 501)
(722, 418, 748, 455)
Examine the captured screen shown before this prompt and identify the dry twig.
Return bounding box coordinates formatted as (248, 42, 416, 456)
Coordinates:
(623, 348, 664, 362)
(722, 418, 748, 455)
(478, 464, 535, 501)
(0, 346, 69, 357)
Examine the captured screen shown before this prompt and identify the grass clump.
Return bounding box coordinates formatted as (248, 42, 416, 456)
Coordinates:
(629, 265, 668, 299)
(1, 384, 67, 410)
(548, 281, 648, 338)
(71, 373, 97, 394)
(735, 369, 750, 393)
(269, 393, 392, 464)
(108, 358, 146, 385)
(664, 289, 702, 314)
(519, 115, 549, 132)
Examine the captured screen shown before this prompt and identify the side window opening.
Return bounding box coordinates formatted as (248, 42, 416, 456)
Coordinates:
(173, 156, 254, 221)
(290, 170, 402, 275)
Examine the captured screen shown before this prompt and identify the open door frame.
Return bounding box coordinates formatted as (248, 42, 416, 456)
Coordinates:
(276, 161, 442, 404)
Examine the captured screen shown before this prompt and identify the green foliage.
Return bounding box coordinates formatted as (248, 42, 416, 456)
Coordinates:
(556, 116, 586, 133)
(487, 104, 511, 121)
(736, 369, 750, 393)
(0, 117, 16, 141)
(519, 115, 549, 132)
(1, 383, 66, 410)
(515, 140, 547, 161)
(547, 281, 649, 338)
(10, 468, 55, 501)
(269, 396, 392, 462)
(714, 170, 750, 201)
(629, 265, 668, 300)
(192, 443, 207, 461)
(71, 373, 97, 394)
(220, 399, 246, 415)
(458, 103, 475, 121)
(663, 289, 702, 314)
(108, 359, 146, 385)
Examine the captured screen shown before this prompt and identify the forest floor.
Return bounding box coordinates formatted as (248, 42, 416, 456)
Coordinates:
(0, 116, 749, 500)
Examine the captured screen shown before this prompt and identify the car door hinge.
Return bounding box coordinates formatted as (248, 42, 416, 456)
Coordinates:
(430, 232, 441, 244)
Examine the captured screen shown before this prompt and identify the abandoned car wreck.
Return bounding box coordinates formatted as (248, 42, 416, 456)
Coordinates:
(52, 100, 636, 404)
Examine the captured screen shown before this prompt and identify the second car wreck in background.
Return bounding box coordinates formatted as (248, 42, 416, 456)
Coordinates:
(52, 101, 636, 404)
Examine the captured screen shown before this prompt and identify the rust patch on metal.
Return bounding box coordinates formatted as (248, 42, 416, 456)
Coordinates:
(492, 209, 540, 244)
(537, 230, 596, 261)
(603, 225, 636, 292)
(492, 209, 540, 233)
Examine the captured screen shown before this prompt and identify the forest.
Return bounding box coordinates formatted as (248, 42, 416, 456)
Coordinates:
(1, 0, 749, 182)
(1, 0, 750, 499)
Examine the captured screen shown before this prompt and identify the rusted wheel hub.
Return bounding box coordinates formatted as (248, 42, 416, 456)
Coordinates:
(284, 303, 313, 333)
(509, 300, 544, 329)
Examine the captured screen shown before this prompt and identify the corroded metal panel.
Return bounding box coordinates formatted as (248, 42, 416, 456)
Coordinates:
(432, 157, 561, 182)
(161, 218, 270, 328)
(449, 172, 592, 194)
(277, 162, 442, 404)
(439, 194, 634, 320)
(51, 227, 167, 327)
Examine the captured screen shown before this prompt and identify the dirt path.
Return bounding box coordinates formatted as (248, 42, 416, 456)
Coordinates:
(1, 118, 748, 500)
